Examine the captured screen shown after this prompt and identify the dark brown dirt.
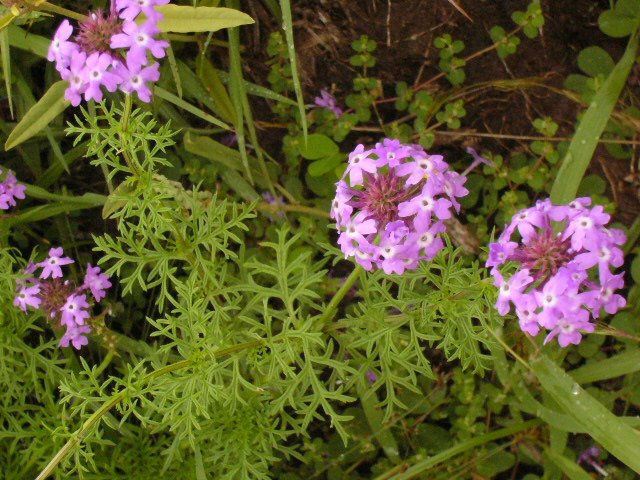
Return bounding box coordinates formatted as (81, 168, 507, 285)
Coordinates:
(241, 0, 639, 223)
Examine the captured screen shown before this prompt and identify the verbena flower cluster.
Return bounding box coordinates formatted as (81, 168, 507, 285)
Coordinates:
(0, 169, 26, 210)
(47, 0, 169, 106)
(14, 247, 112, 349)
(487, 198, 626, 347)
(332, 139, 468, 274)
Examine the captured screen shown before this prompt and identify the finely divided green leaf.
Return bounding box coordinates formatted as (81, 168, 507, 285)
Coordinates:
(550, 32, 638, 204)
(5, 80, 69, 151)
(531, 354, 640, 473)
(157, 5, 254, 33)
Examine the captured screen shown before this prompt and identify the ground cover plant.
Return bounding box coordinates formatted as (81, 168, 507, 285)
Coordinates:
(1, 0, 640, 478)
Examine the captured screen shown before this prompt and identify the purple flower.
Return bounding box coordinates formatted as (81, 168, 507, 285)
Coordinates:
(47, 0, 166, 106)
(84, 52, 122, 102)
(0, 170, 26, 210)
(83, 264, 112, 302)
(345, 144, 377, 186)
(314, 89, 343, 117)
(13, 284, 42, 311)
(47, 19, 75, 68)
(60, 293, 91, 327)
(332, 139, 467, 274)
(487, 199, 626, 347)
(60, 324, 91, 350)
(62, 50, 88, 106)
(117, 57, 160, 102)
(39, 247, 74, 280)
(110, 20, 169, 67)
(115, 0, 169, 22)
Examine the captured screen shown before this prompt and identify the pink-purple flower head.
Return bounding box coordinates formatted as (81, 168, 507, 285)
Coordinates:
(14, 248, 113, 350)
(0, 169, 26, 211)
(47, 0, 169, 105)
(487, 198, 627, 347)
(332, 139, 468, 274)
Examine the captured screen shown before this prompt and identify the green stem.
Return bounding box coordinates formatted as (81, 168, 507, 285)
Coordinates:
(36, 1, 87, 21)
(316, 265, 363, 327)
(257, 202, 331, 219)
(93, 351, 114, 377)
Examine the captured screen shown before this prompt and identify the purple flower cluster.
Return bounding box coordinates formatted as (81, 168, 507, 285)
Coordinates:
(487, 198, 626, 347)
(314, 89, 343, 117)
(47, 0, 169, 106)
(0, 169, 26, 210)
(332, 139, 468, 274)
(14, 247, 112, 349)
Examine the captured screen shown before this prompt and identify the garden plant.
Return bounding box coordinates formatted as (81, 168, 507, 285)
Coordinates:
(1, 0, 640, 478)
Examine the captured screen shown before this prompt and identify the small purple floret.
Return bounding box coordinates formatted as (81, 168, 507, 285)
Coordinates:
(0, 169, 26, 210)
(314, 89, 343, 117)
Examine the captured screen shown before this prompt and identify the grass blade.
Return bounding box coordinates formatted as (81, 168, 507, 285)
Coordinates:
(531, 354, 640, 473)
(374, 420, 541, 480)
(279, 0, 308, 139)
(569, 348, 640, 384)
(550, 31, 638, 204)
(0, 29, 13, 118)
(154, 86, 230, 130)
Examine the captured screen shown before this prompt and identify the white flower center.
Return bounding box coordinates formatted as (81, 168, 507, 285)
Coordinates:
(420, 196, 434, 210)
(543, 293, 556, 308)
(577, 216, 593, 229)
(419, 232, 434, 248)
(381, 246, 395, 259)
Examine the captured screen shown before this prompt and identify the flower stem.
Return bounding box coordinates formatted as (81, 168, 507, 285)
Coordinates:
(36, 1, 87, 21)
(315, 265, 363, 327)
(93, 351, 114, 377)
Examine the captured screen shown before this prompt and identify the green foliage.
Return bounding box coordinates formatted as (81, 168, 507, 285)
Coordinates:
(490, 26, 521, 59)
(598, 0, 640, 37)
(434, 34, 466, 85)
(512, 0, 545, 39)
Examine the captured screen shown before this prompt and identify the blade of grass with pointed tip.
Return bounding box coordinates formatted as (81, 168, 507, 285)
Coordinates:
(0, 29, 13, 119)
(279, 0, 308, 139)
(550, 30, 638, 204)
(5, 80, 69, 151)
(156, 5, 254, 32)
(154, 86, 230, 130)
(531, 354, 640, 473)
